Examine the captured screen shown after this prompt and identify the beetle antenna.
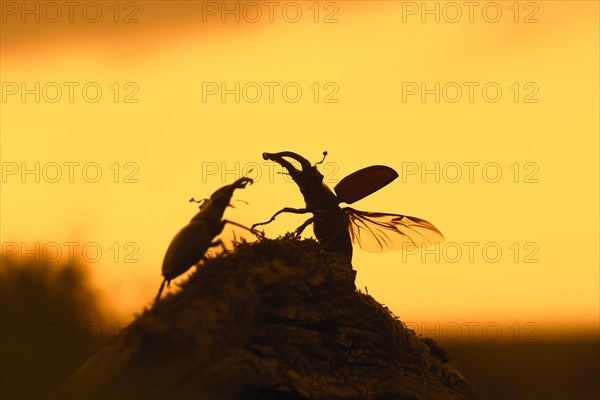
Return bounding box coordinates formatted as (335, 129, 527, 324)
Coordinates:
(314, 151, 328, 167)
(227, 199, 249, 209)
(190, 197, 208, 210)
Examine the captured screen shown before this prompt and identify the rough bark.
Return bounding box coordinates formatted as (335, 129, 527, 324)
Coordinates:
(54, 237, 479, 400)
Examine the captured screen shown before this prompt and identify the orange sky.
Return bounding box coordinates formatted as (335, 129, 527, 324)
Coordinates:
(1, 1, 598, 341)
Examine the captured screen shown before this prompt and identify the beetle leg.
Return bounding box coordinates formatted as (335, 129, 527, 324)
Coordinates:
(295, 217, 315, 236)
(209, 240, 222, 246)
(209, 239, 225, 249)
(154, 279, 167, 305)
(251, 207, 308, 229)
(222, 219, 254, 233)
(220, 220, 265, 239)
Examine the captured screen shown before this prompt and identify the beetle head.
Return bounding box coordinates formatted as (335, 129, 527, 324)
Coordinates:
(263, 151, 326, 187)
(210, 177, 253, 204)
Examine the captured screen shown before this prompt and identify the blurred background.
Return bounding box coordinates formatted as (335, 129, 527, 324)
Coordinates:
(1, 1, 598, 398)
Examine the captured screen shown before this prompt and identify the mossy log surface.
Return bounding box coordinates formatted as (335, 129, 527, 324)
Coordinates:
(55, 237, 479, 400)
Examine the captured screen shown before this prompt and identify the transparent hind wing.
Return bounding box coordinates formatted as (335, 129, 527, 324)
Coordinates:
(346, 207, 444, 253)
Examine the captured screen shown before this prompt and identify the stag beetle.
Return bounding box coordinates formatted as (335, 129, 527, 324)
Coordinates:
(155, 176, 257, 304)
(252, 151, 444, 258)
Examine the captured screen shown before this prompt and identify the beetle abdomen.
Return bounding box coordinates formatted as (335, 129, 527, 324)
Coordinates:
(162, 221, 214, 281)
(313, 210, 353, 258)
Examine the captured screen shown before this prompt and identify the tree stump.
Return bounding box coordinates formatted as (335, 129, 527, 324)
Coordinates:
(54, 237, 479, 400)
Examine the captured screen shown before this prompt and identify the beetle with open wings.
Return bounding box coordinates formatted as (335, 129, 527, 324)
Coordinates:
(252, 151, 444, 258)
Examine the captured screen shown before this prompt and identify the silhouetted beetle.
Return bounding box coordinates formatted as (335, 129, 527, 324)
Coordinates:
(155, 176, 256, 304)
(252, 151, 444, 258)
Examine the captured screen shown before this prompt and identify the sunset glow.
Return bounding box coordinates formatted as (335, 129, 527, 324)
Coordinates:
(2, 1, 598, 341)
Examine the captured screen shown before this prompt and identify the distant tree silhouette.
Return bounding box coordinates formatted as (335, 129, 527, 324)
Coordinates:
(0, 256, 112, 400)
